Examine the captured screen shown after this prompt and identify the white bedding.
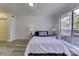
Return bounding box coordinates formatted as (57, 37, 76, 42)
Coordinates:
(24, 36, 71, 56)
(60, 39, 79, 56)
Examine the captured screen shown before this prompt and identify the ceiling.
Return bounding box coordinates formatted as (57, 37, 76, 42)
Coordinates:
(0, 3, 79, 17)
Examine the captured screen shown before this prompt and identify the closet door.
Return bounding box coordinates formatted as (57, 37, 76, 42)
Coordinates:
(60, 12, 72, 42)
(0, 19, 8, 41)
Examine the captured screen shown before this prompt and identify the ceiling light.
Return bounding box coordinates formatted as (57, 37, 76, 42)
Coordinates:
(29, 3, 34, 6)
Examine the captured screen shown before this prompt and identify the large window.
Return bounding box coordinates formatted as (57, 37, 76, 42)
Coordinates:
(59, 7, 79, 44)
(60, 12, 72, 37)
(73, 9, 79, 36)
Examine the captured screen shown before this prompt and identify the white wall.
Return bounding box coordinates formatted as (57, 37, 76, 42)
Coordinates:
(52, 17, 59, 34)
(9, 14, 16, 41)
(15, 16, 54, 39)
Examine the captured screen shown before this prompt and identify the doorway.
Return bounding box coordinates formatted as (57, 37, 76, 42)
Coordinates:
(0, 19, 8, 41)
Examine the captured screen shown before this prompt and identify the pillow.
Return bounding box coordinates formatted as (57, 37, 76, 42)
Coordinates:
(48, 31, 57, 36)
(34, 31, 48, 36)
(35, 31, 39, 36)
(39, 31, 48, 36)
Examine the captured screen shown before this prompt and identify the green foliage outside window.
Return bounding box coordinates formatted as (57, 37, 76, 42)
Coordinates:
(74, 16, 79, 27)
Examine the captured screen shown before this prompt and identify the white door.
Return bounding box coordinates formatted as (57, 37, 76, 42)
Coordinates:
(0, 19, 8, 41)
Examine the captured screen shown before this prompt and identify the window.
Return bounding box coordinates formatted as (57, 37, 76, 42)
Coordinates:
(60, 12, 72, 36)
(73, 9, 79, 36)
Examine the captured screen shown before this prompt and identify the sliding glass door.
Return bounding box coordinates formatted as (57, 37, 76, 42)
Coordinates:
(73, 9, 79, 37)
(60, 12, 72, 42)
(71, 8, 79, 47)
(60, 7, 79, 46)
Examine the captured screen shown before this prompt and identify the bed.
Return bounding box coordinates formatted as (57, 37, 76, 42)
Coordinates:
(24, 31, 71, 56)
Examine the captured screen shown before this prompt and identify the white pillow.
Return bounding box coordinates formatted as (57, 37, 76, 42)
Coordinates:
(39, 31, 48, 36)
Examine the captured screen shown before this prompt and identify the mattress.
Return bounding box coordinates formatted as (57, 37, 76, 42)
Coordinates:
(24, 36, 71, 56)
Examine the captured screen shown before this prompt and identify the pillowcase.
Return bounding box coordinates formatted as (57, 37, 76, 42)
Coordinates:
(34, 31, 48, 36)
(48, 31, 57, 36)
(39, 31, 48, 36)
(35, 31, 39, 36)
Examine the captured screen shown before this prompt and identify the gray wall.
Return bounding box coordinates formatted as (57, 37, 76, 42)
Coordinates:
(15, 16, 55, 39)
